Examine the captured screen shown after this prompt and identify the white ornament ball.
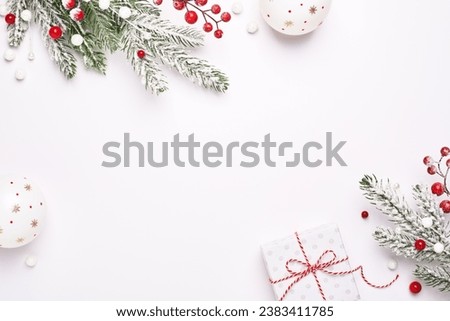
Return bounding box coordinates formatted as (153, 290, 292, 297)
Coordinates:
(0, 177, 46, 249)
(421, 217, 433, 228)
(4, 49, 16, 62)
(0, 4, 8, 17)
(25, 255, 38, 267)
(232, 1, 243, 15)
(434, 242, 445, 254)
(71, 34, 84, 46)
(260, 0, 332, 36)
(395, 226, 402, 234)
(20, 10, 32, 22)
(99, 0, 111, 10)
(15, 69, 26, 81)
(247, 21, 259, 34)
(387, 258, 398, 271)
(118, 6, 132, 19)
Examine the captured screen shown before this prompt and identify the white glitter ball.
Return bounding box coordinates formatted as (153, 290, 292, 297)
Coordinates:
(20, 9, 32, 22)
(4, 48, 16, 62)
(71, 34, 84, 46)
(387, 258, 398, 271)
(15, 69, 26, 81)
(119, 6, 132, 19)
(98, 0, 111, 10)
(421, 217, 433, 228)
(247, 21, 259, 34)
(25, 255, 38, 267)
(434, 242, 445, 254)
(232, 1, 243, 14)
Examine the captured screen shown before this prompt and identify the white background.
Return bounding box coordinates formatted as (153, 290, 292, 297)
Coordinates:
(1, 0, 450, 300)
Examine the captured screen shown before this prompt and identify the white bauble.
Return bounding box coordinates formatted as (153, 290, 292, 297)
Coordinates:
(247, 22, 259, 34)
(15, 69, 26, 81)
(71, 34, 84, 46)
(118, 6, 132, 19)
(20, 10, 32, 22)
(387, 258, 398, 271)
(3, 49, 16, 62)
(0, 177, 46, 249)
(99, 0, 111, 10)
(421, 217, 433, 228)
(232, 1, 243, 15)
(260, 0, 332, 36)
(434, 242, 445, 254)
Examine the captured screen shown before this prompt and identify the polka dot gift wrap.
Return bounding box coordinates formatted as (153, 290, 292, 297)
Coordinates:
(261, 224, 360, 301)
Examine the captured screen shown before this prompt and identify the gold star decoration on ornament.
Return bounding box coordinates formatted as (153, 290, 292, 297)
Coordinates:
(24, 184, 32, 191)
(31, 219, 39, 228)
(309, 6, 317, 14)
(284, 20, 294, 28)
(12, 204, 21, 213)
(16, 237, 25, 244)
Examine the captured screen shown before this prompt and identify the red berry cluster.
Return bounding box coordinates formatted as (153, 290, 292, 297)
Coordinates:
(154, 0, 231, 39)
(423, 146, 450, 213)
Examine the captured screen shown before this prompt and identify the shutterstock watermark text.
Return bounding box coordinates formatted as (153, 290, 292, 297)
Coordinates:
(101, 132, 347, 168)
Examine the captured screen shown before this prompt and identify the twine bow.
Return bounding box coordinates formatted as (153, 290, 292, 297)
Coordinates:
(270, 232, 399, 301)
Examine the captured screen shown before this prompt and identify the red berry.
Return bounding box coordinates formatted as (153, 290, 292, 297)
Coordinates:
(361, 211, 369, 219)
(409, 281, 422, 294)
(423, 156, 433, 165)
(447, 159, 450, 168)
(195, 0, 208, 6)
(137, 50, 146, 59)
(427, 165, 437, 175)
(49, 26, 63, 40)
(62, 0, 76, 10)
(173, 0, 186, 10)
(221, 12, 231, 22)
(5, 13, 16, 25)
(214, 29, 223, 38)
(70, 8, 85, 22)
(441, 147, 450, 157)
(211, 4, 221, 14)
(185, 11, 198, 24)
(440, 200, 450, 213)
(203, 22, 213, 33)
(431, 182, 445, 196)
(153, 0, 163, 5)
(414, 239, 426, 251)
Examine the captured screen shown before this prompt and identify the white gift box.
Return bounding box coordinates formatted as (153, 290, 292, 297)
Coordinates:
(261, 224, 361, 301)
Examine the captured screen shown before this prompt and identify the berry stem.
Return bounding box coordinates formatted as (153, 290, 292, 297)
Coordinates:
(184, 1, 221, 30)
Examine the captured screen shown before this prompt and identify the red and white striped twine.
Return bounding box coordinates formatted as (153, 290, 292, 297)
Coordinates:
(269, 232, 399, 301)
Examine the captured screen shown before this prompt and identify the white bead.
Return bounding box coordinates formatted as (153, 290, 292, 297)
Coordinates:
(119, 6, 132, 19)
(25, 255, 38, 267)
(421, 217, 433, 228)
(20, 9, 32, 22)
(247, 21, 259, 34)
(28, 52, 35, 61)
(98, 0, 110, 10)
(82, 0, 91, 2)
(71, 34, 84, 46)
(387, 258, 398, 271)
(434, 242, 445, 254)
(395, 226, 402, 234)
(15, 69, 26, 81)
(3, 49, 16, 62)
(0, 4, 8, 17)
(232, 1, 243, 14)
